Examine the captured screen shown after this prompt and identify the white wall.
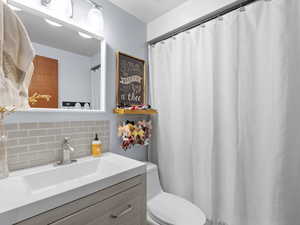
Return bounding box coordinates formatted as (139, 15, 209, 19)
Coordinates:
(147, 0, 234, 41)
(33, 43, 92, 106)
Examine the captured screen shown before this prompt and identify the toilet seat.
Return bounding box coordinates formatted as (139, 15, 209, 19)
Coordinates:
(148, 192, 206, 225)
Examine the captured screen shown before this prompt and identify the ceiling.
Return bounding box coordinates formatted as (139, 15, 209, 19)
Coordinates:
(108, 0, 188, 23)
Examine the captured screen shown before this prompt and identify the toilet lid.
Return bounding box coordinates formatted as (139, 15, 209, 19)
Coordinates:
(148, 192, 206, 225)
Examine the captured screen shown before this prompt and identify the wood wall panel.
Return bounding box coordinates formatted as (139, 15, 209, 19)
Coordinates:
(29, 55, 58, 108)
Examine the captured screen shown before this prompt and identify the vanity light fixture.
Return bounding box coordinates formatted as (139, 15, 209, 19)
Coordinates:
(41, 0, 73, 18)
(86, 0, 104, 34)
(78, 32, 92, 39)
(7, 4, 22, 11)
(44, 19, 63, 27)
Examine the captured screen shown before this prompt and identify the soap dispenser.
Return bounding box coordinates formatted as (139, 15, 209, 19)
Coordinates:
(91, 133, 102, 157)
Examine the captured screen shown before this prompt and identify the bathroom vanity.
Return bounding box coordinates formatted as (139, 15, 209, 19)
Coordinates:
(0, 153, 147, 225)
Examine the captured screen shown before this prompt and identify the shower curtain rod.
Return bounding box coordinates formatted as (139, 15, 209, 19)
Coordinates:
(148, 0, 261, 45)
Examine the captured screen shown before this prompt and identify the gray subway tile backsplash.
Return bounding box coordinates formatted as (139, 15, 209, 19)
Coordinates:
(19, 123, 38, 130)
(5, 120, 110, 171)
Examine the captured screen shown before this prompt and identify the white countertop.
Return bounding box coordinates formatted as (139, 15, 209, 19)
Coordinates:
(0, 153, 146, 225)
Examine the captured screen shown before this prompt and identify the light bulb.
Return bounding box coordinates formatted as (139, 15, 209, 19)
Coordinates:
(87, 7, 104, 34)
(78, 32, 92, 39)
(45, 0, 73, 18)
(44, 19, 63, 27)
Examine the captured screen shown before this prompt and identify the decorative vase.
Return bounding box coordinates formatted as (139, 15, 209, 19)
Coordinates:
(0, 118, 9, 179)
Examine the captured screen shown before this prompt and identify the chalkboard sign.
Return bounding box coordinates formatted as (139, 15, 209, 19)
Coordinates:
(116, 52, 146, 106)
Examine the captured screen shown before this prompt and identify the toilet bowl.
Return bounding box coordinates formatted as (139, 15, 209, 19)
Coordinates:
(146, 163, 206, 225)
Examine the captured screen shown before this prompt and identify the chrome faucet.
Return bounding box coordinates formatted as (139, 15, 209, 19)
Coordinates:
(56, 137, 77, 166)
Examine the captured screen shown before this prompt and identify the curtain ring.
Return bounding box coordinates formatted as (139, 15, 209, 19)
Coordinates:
(239, 6, 246, 12)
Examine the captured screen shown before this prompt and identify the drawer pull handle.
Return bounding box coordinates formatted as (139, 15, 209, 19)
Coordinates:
(111, 205, 133, 219)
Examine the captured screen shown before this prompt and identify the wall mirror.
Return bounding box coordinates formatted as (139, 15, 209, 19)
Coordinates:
(9, 1, 106, 112)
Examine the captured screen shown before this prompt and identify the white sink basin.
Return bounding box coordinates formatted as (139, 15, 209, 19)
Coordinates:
(24, 159, 100, 192)
(0, 153, 146, 225)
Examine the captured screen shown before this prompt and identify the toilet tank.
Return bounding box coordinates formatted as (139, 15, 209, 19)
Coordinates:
(146, 162, 163, 200)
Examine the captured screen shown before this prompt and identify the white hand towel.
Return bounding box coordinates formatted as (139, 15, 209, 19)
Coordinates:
(0, 1, 35, 109)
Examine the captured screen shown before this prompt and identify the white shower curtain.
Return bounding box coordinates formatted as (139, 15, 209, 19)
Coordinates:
(149, 0, 300, 225)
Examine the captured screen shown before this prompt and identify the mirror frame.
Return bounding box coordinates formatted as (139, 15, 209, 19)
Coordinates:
(7, 0, 107, 113)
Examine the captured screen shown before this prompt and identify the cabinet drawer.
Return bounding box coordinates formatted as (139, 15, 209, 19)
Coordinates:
(15, 175, 146, 225)
(50, 184, 143, 225)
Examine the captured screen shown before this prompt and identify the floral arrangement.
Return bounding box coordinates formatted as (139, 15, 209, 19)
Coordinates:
(118, 120, 152, 150)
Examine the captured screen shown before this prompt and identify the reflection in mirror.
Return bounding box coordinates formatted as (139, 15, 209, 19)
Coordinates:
(15, 9, 102, 110)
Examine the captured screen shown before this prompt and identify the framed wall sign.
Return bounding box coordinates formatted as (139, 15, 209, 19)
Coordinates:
(116, 52, 146, 107)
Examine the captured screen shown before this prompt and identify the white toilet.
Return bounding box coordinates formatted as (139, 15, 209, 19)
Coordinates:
(146, 163, 206, 225)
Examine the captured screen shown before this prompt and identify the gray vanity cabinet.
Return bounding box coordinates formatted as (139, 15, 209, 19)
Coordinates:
(15, 175, 146, 225)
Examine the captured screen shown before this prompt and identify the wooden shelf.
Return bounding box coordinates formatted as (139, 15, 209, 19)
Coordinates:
(113, 108, 158, 115)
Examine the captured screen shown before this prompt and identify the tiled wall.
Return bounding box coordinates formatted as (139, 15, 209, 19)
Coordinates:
(5, 120, 110, 171)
